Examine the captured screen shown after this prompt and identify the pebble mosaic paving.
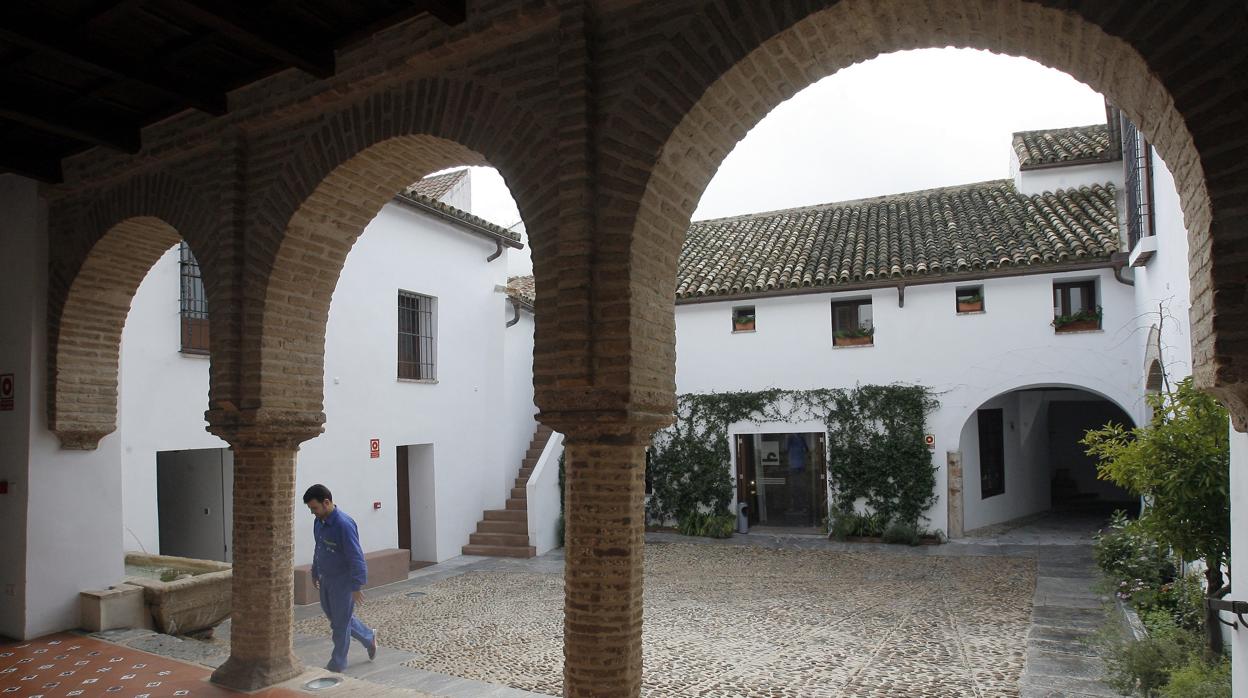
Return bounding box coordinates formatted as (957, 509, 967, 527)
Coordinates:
(0, 633, 303, 698)
(295, 543, 1037, 696)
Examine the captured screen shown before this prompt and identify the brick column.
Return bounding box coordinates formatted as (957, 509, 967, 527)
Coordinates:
(207, 415, 322, 691)
(553, 418, 662, 698)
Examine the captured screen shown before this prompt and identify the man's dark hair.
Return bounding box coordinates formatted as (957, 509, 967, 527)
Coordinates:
(303, 484, 333, 504)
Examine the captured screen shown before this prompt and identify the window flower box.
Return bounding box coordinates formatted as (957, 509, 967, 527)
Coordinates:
(733, 316, 756, 332)
(1053, 306, 1102, 333)
(957, 298, 984, 313)
(834, 327, 874, 347)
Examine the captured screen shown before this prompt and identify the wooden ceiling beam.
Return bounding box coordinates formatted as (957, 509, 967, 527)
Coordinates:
(162, 0, 336, 79)
(337, 0, 468, 49)
(0, 11, 227, 115)
(0, 92, 142, 153)
(0, 151, 64, 184)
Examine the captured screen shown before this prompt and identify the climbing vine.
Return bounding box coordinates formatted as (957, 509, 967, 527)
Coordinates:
(647, 386, 939, 528)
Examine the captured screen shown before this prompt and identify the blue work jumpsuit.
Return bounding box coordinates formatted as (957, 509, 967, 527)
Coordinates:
(311, 507, 375, 671)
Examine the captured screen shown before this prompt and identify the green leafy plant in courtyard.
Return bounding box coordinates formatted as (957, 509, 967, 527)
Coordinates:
(1093, 511, 1175, 601)
(1082, 376, 1231, 655)
(647, 386, 938, 536)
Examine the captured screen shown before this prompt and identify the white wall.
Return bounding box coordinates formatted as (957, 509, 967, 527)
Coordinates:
(119, 196, 540, 568)
(958, 391, 1052, 531)
(0, 175, 38, 639)
(0, 175, 124, 640)
(1011, 156, 1124, 197)
(1130, 149, 1194, 402)
(119, 245, 228, 554)
(1231, 428, 1248, 696)
(674, 266, 1139, 533)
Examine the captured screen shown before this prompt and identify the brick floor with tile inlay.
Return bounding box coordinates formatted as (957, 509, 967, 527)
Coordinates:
(0, 633, 304, 698)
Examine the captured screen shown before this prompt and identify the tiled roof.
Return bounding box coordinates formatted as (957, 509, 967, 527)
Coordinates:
(397, 170, 521, 245)
(675, 180, 1119, 300)
(1012, 124, 1115, 169)
(408, 169, 468, 200)
(506, 275, 536, 306)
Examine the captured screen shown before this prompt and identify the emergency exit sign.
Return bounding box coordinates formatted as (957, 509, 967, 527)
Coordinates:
(369, 438, 380, 459)
(0, 374, 14, 412)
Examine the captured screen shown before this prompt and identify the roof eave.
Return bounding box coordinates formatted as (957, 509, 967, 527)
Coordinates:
(392, 192, 524, 249)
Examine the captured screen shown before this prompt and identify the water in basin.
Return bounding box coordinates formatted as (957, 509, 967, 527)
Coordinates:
(124, 563, 207, 582)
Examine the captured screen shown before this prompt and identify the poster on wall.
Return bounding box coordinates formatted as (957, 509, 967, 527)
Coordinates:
(759, 438, 779, 467)
(0, 374, 13, 411)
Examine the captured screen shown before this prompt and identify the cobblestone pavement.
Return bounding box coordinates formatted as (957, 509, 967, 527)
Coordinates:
(295, 543, 1037, 697)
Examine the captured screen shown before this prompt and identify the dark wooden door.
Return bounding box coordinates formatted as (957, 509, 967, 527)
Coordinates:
(735, 434, 758, 524)
(978, 409, 1005, 499)
(396, 446, 411, 553)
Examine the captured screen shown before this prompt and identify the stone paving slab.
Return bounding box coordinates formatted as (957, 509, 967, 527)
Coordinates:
(296, 542, 1037, 697)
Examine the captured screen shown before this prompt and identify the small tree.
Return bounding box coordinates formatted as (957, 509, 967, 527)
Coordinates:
(1081, 377, 1231, 655)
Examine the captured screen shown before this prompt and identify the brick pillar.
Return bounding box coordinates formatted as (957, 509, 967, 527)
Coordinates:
(557, 422, 655, 697)
(207, 416, 322, 691)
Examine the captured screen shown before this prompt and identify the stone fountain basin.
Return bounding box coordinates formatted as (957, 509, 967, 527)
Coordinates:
(123, 552, 231, 636)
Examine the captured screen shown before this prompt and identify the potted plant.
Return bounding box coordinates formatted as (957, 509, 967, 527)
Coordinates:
(834, 325, 874, 346)
(1053, 305, 1102, 332)
(733, 312, 756, 332)
(957, 291, 984, 313)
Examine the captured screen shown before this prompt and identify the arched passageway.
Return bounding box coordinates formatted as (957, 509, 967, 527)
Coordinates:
(956, 386, 1136, 536)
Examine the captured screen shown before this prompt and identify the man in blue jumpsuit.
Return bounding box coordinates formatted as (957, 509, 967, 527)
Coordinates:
(304, 484, 378, 672)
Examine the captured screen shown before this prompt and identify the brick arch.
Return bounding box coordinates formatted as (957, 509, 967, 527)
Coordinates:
(615, 0, 1213, 415)
(235, 78, 555, 429)
(48, 173, 220, 449)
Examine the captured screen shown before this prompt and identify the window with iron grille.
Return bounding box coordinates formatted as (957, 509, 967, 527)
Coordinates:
(1121, 116, 1155, 249)
(179, 242, 210, 354)
(398, 290, 436, 380)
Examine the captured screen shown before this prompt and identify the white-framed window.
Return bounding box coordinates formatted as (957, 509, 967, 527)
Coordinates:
(955, 285, 984, 314)
(398, 290, 436, 380)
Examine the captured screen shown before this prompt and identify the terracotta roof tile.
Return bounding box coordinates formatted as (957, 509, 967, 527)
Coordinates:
(676, 180, 1119, 299)
(408, 169, 468, 200)
(507, 179, 1119, 305)
(398, 170, 520, 244)
(507, 275, 536, 305)
(1012, 124, 1115, 168)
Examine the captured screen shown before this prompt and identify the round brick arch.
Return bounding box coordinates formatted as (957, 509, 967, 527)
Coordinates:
(47, 173, 220, 449)
(235, 77, 556, 430)
(617, 0, 1219, 413)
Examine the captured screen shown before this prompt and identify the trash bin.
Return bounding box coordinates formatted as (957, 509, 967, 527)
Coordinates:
(737, 502, 750, 534)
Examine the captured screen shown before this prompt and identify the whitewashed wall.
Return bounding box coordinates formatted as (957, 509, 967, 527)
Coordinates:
(674, 265, 1139, 533)
(119, 195, 541, 568)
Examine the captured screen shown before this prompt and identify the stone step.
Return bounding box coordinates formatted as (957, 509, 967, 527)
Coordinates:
(470, 532, 531, 547)
(521, 457, 538, 468)
(505, 497, 527, 511)
(510, 487, 526, 499)
(477, 519, 527, 535)
(483, 509, 526, 522)
(526, 447, 543, 458)
(461, 544, 536, 558)
(514, 478, 529, 488)
(519, 467, 534, 478)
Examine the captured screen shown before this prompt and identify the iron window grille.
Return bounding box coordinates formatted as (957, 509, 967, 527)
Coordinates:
(398, 290, 436, 380)
(1121, 116, 1155, 249)
(179, 242, 210, 354)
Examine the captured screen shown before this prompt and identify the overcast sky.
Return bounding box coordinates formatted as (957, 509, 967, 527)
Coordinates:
(459, 47, 1106, 233)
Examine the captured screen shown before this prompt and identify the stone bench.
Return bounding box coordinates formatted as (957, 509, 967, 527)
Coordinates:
(293, 548, 410, 606)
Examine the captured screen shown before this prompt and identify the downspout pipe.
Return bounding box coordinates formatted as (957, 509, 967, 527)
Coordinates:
(1109, 251, 1134, 286)
(487, 239, 504, 263)
(506, 297, 521, 327)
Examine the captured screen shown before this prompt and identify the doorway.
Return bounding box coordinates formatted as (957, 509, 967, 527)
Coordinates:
(735, 432, 827, 530)
(397, 444, 437, 569)
(156, 448, 233, 562)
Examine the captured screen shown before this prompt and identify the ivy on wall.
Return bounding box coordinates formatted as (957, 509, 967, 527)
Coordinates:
(647, 386, 939, 527)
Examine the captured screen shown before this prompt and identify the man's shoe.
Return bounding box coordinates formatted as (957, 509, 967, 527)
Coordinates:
(325, 663, 345, 673)
(368, 630, 378, 661)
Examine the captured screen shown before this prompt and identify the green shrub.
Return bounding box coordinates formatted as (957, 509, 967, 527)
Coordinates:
(676, 510, 735, 539)
(829, 511, 888, 540)
(1093, 511, 1174, 600)
(882, 521, 921, 546)
(1134, 573, 1205, 635)
(555, 513, 564, 548)
(1101, 613, 1198, 696)
(1161, 655, 1232, 698)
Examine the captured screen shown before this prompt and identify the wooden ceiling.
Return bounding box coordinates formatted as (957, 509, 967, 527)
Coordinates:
(0, 0, 467, 183)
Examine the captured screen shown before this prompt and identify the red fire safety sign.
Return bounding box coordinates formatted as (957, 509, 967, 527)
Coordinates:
(0, 374, 14, 412)
(369, 438, 380, 459)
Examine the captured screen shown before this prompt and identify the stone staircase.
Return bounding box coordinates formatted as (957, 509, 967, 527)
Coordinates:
(461, 424, 553, 558)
